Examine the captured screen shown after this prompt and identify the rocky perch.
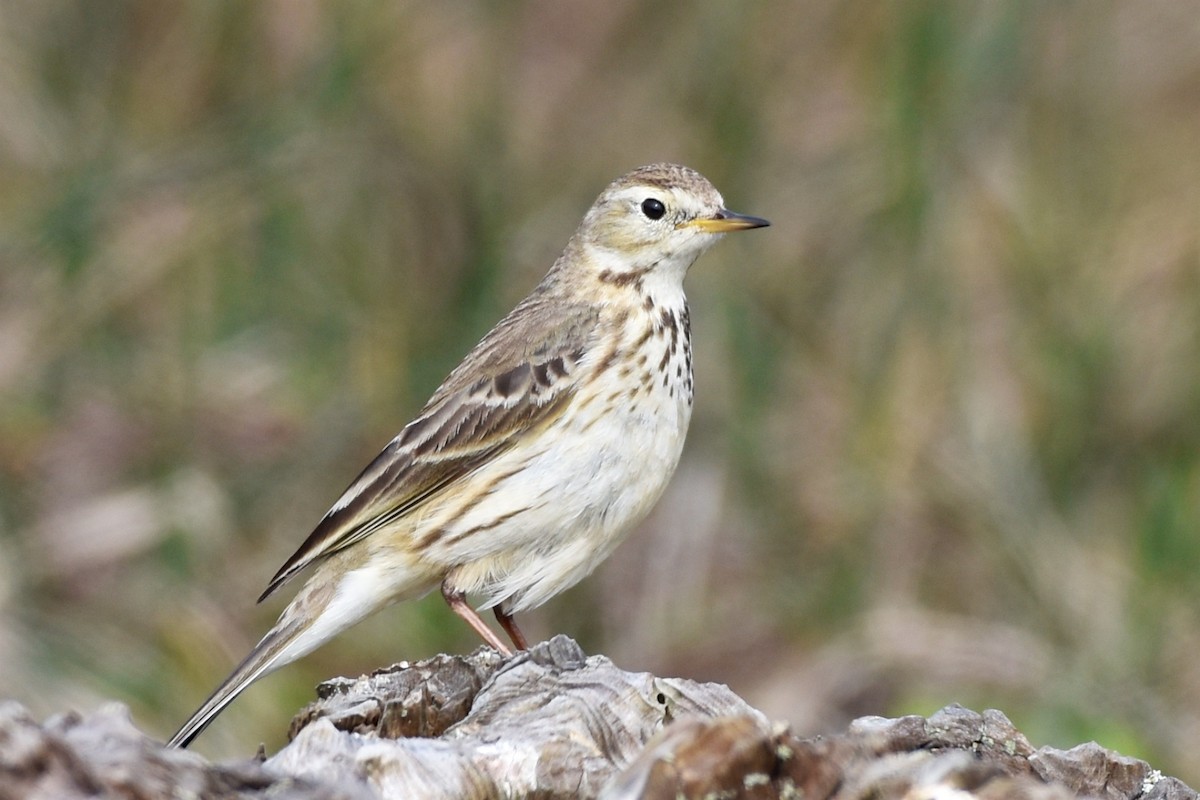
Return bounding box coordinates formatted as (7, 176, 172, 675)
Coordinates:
(0, 636, 1194, 800)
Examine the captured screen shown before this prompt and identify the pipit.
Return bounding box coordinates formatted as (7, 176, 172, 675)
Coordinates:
(168, 163, 768, 748)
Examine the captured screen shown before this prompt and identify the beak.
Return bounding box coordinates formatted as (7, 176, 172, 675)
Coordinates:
(682, 208, 771, 233)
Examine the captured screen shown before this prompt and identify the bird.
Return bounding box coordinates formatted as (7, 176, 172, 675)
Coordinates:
(168, 163, 769, 748)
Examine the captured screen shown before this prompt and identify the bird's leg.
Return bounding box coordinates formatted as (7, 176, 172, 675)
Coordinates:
(494, 606, 529, 651)
(441, 581, 512, 656)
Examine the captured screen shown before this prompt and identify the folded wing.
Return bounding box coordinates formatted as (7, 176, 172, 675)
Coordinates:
(259, 296, 598, 602)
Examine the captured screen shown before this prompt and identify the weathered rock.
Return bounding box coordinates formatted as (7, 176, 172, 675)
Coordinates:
(275, 635, 768, 798)
(0, 637, 1193, 800)
(0, 700, 370, 800)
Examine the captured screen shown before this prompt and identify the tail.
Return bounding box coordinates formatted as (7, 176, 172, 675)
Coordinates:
(168, 559, 413, 748)
(167, 616, 309, 748)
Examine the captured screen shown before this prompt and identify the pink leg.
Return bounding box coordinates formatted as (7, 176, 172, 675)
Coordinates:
(441, 581, 512, 655)
(494, 606, 529, 650)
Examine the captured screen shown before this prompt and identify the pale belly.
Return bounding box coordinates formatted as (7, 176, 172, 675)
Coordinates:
(418, 360, 694, 612)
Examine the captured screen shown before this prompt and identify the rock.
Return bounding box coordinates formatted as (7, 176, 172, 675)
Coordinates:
(0, 637, 1193, 800)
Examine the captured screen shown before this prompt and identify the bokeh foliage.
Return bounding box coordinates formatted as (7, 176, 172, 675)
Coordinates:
(3, 0, 1200, 783)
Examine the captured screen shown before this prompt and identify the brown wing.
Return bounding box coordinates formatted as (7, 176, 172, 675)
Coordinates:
(258, 293, 598, 602)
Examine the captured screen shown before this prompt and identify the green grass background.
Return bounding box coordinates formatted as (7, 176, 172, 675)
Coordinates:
(3, 0, 1200, 781)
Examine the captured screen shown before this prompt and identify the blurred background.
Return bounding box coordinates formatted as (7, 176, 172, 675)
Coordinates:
(3, 0, 1200, 782)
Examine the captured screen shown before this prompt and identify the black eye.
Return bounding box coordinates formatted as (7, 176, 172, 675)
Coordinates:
(640, 198, 666, 220)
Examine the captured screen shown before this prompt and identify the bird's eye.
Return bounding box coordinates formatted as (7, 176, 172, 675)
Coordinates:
(640, 198, 666, 220)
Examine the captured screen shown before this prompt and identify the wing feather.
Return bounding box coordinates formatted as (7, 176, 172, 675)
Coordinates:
(258, 294, 597, 602)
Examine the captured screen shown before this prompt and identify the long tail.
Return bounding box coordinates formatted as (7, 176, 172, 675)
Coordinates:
(167, 615, 309, 748)
(168, 560, 406, 748)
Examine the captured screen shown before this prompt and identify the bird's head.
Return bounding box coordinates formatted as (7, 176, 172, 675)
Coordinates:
(571, 163, 769, 282)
